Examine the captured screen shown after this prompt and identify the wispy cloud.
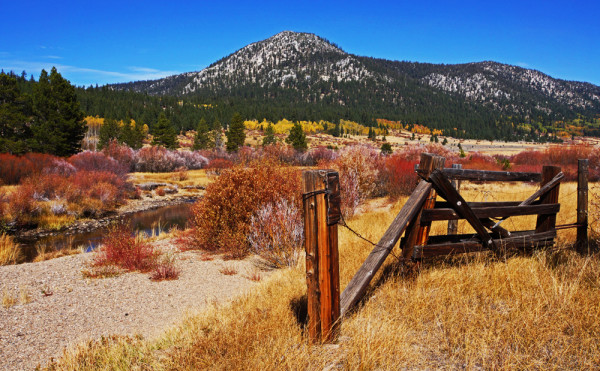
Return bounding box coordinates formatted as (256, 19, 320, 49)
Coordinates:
(0, 59, 179, 85)
(517, 62, 529, 68)
(44, 55, 62, 59)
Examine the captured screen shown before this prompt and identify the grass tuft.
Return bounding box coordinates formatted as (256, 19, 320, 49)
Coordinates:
(0, 233, 22, 265)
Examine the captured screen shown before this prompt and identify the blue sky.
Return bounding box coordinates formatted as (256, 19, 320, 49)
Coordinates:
(1, 0, 598, 86)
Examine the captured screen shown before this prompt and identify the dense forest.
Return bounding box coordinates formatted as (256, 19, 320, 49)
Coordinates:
(2, 65, 600, 157)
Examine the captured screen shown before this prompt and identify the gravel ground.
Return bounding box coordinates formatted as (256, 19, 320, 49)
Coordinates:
(0, 241, 267, 370)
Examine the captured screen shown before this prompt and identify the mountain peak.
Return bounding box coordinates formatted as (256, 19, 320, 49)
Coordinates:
(179, 30, 367, 94)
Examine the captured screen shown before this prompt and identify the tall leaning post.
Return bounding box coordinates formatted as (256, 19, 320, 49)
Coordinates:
(535, 165, 561, 235)
(303, 170, 340, 344)
(576, 159, 589, 254)
(447, 163, 462, 235)
(401, 153, 445, 263)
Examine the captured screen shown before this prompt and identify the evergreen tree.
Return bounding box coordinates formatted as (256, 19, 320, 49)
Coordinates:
(130, 120, 145, 149)
(262, 123, 276, 146)
(31, 67, 85, 156)
(442, 137, 448, 145)
(152, 112, 178, 149)
(119, 119, 133, 146)
(98, 118, 121, 149)
(212, 119, 223, 150)
(380, 142, 393, 155)
(286, 122, 308, 151)
(193, 117, 211, 150)
(0, 72, 32, 154)
(225, 112, 245, 152)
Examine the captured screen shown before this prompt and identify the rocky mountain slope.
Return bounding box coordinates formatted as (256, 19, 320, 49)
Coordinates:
(109, 31, 600, 138)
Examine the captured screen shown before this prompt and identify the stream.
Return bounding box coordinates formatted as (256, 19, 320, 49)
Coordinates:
(16, 203, 193, 262)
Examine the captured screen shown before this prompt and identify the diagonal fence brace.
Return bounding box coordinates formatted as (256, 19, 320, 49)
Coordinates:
(428, 169, 499, 254)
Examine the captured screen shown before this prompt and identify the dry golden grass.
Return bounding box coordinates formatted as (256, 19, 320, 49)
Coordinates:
(36, 213, 77, 231)
(45, 182, 600, 370)
(19, 286, 31, 305)
(0, 233, 22, 265)
(2, 289, 17, 309)
(129, 169, 212, 189)
(34, 241, 84, 262)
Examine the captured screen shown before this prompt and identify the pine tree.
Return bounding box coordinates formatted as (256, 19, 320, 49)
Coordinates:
(31, 67, 85, 156)
(212, 119, 223, 150)
(152, 112, 178, 149)
(286, 122, 308, 151)
(193, 117, 211, 150)
(226, 112, 245, 152)
(0, 72, 32, 154)
(380, 142, 393, 155)
(129, 120, 145, 149)
(262, 123, 276, 146)
(98, 118, 121, 149)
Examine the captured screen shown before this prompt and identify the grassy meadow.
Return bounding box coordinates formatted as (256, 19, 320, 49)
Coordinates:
(46, 181, 600, 370)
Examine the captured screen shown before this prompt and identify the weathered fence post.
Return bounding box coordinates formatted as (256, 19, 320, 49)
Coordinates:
(576, 159, 589, 254)
(535, 166, 561, 234)
(303, 170, 340, 344)
(447, 163, 462, 235)
(401, 153, 445, 262)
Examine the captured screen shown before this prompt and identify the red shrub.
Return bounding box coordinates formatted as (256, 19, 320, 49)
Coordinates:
(381, 155, 419, 197)
(22, 173, 71, 201)
(510, 145, 593, 181)
(261, 144, 301, 165)
(459, 152, 501, 171)
(0, 153, 59, 185)
(93, 225, 157, 272)
(190, 160, 301, 258)
(206, 158, 234, 175)
(6, 183, 38, 225)
(70, 171, 130, 206)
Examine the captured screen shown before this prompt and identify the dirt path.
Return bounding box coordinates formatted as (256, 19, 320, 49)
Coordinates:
(0, 241, 267, 370)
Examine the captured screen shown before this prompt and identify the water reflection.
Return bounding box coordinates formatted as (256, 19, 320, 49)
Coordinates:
(17, 203, 193, 262)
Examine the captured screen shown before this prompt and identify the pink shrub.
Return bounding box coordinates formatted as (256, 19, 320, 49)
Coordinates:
(102, 140, 136, 172)
(176, 150, 209, 169)
(248, 199, 303, 268)
(301, 146, 337, 166)
(134, 146, 208, 172)
(44, 158, 77, 177)
(328, 145, 381, 218)
(150, 255, 181, 281)
(68, 151, 128, 177)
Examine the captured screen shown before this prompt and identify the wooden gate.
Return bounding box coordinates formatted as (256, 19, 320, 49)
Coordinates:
(305, 153, 589, 343)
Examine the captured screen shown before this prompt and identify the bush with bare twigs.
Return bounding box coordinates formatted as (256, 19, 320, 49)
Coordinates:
(248, 199, 303, 268)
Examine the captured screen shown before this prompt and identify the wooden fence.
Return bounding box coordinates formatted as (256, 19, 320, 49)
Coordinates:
(302, 153, 589, 344)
